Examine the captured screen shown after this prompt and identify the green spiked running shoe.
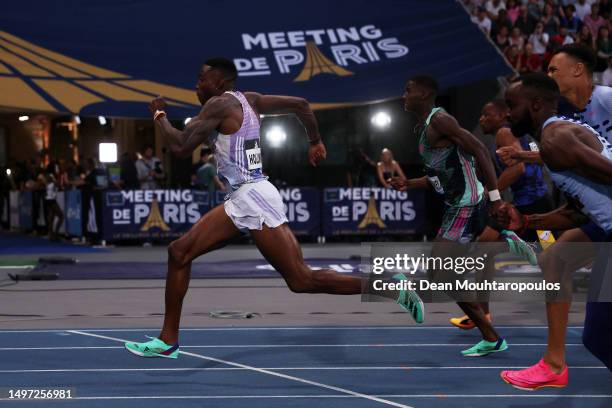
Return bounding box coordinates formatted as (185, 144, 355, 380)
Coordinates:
(125, 336, 179, 359)
(501, 230, 538, 266)
(393, 273, 425, 324)
(461, 338, 508, 357)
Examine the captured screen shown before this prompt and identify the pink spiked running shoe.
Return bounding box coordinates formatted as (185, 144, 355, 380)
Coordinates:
(501, 358, 568, 390)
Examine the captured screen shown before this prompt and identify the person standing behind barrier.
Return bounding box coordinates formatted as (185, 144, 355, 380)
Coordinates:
(136, 146, 164, 189)
(376, 148, 405, 188)
(195, 147, 226, 197)
(117, 152, 140, 190)
(42, 171, 64, 240)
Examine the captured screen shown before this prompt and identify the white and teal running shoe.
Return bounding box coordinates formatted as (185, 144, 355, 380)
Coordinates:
(393, 273, 425, 324)
(500, 230, 538, 266)
(461, 338, 508, 357)
(125, 336, 179, 359)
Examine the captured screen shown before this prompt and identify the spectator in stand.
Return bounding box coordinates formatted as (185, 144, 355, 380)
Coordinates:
(509, 26, 526, 50)
(41, 171, 64, 241)
(574, 0, 592, 21)
(495, 25, 511, 50)
(599, 0, 611, 20)
(194, 147, 226, 197)
(576, 24, 595, 48)
(519, 42, 543, 73)
(492, 8, 513, 37)
(57, 159, 71, 190)
(526, 0, 542, 20)
(506, 0, 521, 24)
(596, 26, 612, 71)
(505, 44, 522, 72)
(136, 146, 164, 190)
(515, 4, 537, 36)
(602, 57, 612, 86)
(472, 6, 493, 35)
(485, 0, 506, 20)
(541, 3, 561, 36)
(376, 148, 406, 188)
(553, 26, 576, 45)
(117, 152, 140, 190)
(583, 4, 607, 39)
(462, 0, 482, 16)
(529, 22, 550, 56)
(560, 4, 582, 34)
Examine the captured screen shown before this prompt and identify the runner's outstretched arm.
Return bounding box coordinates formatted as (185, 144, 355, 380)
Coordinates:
(540, 127, 612, 185)
(245, 93, 326, 166)
(431, 112, 500, 209)
(149, 96, 228, 158)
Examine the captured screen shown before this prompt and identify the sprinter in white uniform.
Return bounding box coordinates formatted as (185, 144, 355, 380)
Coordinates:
(124, 58, 424, 359)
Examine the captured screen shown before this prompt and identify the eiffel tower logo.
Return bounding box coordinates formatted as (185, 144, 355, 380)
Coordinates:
(141, 200, 170, 232)
(0, 31, 200, 114)
(358, 196, 387, 229)
(294, 42, 354, 82)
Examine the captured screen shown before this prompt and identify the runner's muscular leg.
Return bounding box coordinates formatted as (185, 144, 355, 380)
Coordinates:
(432, 237, 499, 341)
(539, 227, 594, 372)
(251, 223, 361, 294)
(159, 205, 241, 343)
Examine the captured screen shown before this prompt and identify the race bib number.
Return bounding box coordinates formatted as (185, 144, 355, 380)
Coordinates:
(428, 176, 444, 194)
(245, 140, 262, 170)
(529, 141, 539, 152)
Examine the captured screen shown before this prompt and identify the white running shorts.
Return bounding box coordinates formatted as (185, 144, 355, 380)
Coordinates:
(224, 180, 288, 231)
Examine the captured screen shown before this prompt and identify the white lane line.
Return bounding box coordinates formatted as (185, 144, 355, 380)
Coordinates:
(0, 343, 586, 351)
(67, 330, 413, 408)
(0, 265, 34, 269)
(0, 394, 610, 401)
(0, 326, 585, 333)
(1, 366, 606, 373)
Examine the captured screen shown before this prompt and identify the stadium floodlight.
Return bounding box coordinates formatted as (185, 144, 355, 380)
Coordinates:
(184, 117, 192, 125)
(266, 126, 287, 148)
(18, 115, 29, 122)
(99, 143, 117, 163)
(371, 111, 391, 129)
(98, 116, 107, 125)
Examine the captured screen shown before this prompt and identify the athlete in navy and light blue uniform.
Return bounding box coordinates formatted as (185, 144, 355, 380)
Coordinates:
(546, 44, 612, 377)
(500, 73, 612, 390)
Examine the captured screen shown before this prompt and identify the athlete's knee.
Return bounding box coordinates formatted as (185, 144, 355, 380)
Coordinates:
(286, 267, 315, 293)
(168, 240, 189, 267)
(538, 247, 555, 277)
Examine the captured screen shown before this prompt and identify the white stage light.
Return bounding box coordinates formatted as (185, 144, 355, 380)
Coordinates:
(266, 126, 287, 148)
(371, 111, 391, 129)
(99, 143, 117, 163)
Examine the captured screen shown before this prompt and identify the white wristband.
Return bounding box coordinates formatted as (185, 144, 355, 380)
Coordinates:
(154, 110, 166, 121)
(488, 189, 501, 202)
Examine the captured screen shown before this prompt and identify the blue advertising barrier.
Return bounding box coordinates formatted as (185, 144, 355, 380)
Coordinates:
(322, 187, 425, 236)
(38, 186, 429, 240)
(278, 187, 320, 236)
(18, 191, 33, 231)
(102, 190, 213, 241)
(64, 190, 82, 237)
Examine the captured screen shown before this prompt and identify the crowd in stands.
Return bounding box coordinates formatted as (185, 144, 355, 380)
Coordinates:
(0, 146, 227, 196)
(466, 0, 612, 84)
